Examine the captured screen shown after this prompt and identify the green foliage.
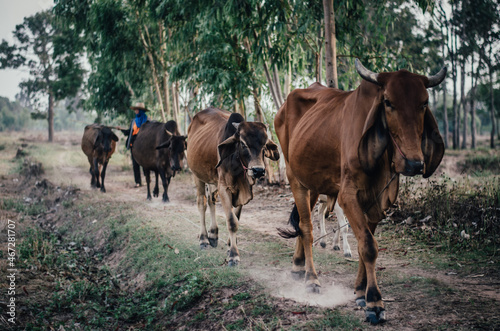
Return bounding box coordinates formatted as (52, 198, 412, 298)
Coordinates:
(0, 97, 33, 131)
(396, 175, 500, 256)
(461, 153, 500, 175)
(300, 309, 365, 330)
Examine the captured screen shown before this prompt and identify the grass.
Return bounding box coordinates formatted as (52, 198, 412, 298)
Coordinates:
(393, 174, 500, 261)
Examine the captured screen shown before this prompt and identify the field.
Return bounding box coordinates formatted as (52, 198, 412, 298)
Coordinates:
(0, 130, 499, 330)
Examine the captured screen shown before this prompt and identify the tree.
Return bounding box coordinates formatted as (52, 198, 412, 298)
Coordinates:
(0, 10, 84, 142)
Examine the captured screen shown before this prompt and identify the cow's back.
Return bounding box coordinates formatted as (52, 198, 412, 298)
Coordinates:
(187, 107, 230, 184)
(274, 83, 355, 195)
(81, 124, 101, 158)
(275, 83, 350, 161)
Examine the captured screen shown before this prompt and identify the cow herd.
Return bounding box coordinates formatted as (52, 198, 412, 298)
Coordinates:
(80, 60, 446, 325)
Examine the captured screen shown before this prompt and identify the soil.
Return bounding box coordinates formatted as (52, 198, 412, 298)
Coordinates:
(1, 132, 499, 330)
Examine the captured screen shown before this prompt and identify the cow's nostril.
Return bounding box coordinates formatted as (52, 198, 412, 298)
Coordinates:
(251, 167, 265, 178)
(405, 160, 424, 175)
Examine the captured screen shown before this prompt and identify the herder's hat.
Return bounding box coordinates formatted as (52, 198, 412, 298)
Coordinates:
(130, 102, 150, 112)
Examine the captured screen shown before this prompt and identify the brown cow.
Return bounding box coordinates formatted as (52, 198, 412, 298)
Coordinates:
(275, 59, 446, 324)
(187, 107, 279, 266)
(81, 124, 119, 192)
(132, 120, 186, 202)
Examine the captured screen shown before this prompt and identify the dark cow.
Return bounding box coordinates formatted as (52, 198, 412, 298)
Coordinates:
(275, 59, 446, 324)
(81, 124, 119, 193)
(186, 107, 279, 266)
(132, 120, 186, 202)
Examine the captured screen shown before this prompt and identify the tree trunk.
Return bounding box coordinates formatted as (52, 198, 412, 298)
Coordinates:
(470, 54, 477, 149)
(284, 54, 291, 100)
(252, 88, 264, 123)
(323, 0, 337, 88)
(460, 57, 467, 149)
(171, 82, 179, 125)
(272, 64, 284, 106)
(47, 92, 54, 142)
(442, 74, 449, 148)
(137, 17, 166, 122)
(263, 60, 281, 111)
(490, 62, 496, 149)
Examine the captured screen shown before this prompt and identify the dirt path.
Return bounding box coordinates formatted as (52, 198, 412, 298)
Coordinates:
(11, 133, 500, 329)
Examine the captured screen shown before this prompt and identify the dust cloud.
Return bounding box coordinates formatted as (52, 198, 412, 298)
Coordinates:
(247, 267, 354, 307)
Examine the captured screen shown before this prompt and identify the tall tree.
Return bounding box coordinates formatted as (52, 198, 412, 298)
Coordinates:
(0, 10, 84, 142)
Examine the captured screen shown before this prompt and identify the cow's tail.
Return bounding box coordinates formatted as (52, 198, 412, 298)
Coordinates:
(277, 204, 301, 239)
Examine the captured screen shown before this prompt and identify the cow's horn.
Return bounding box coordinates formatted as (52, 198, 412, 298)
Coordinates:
(355, 59, 380, 85)
(165, 129, 173, 136)
(232, 122, 240, 130)
(426, 66, 447, 88)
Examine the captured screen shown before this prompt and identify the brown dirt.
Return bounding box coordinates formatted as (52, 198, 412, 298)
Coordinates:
(1, 132, 499, 330)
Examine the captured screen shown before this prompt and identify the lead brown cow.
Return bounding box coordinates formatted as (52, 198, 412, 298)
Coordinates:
(81, 124, 119, 193)
(187, 107, 279, 266)
(275, 59, 446, 324)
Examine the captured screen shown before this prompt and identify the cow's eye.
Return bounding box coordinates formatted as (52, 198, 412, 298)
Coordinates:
(384, 99, 392, 108)
(422, 101, 428, 109)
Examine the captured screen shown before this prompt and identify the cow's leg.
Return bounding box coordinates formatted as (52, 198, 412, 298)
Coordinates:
(339, 193, 385, 324)
(195, 178, 210, 249)
(100, 160, 109, 193)
(88, 156, 96, 187)
(318, 198, 328, 248)
(93, 158, 101, 188)
(218, 187, 239, 266)
(334, 201, 352, 257)
(290, 181, 320, 292)
(153, 171, 159, 197)
(158, 169, 170, 202)
(207, 184, 218, 247)
(144, 170, 152, 200)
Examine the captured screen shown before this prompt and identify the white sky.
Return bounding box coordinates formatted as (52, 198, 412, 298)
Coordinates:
(0, 0, 53, 101)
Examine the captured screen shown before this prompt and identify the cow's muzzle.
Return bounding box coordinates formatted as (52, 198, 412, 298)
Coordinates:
(250, 167, 265, 179)
(171, 165, 182, 172)
(404, 160, 424, 176)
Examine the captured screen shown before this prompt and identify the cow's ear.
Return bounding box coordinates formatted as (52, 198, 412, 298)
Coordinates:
(264, 139, 280, 161)
(181, 136, 187, 149)
(422, 107, 444, 178)
(358, 94, 388, 174)
(111, 132, 119, 142)
(156, 140, 171, 150)
(216, 135, 238, 168)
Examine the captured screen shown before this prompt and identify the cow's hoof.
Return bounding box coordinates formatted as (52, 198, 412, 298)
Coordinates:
(306, 283, 321, 294)
(200, 243, 209, 250)
(100, 187, 106, 193)
(333, 245, 340, 251)
(320, 242, 326, 248)
(162, 198, 170, 203)
(355, 297, 366, 307)
(208, 238, 218, 248)
(227, 259, 239, 267)
(344, 252, 352, 258)
(365, 307, 386, 325)
(147, 196, 152, 201)
(291, 270, 305, 281)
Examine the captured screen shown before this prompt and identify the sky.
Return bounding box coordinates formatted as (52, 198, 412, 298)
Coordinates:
(0, 0, 53, 101)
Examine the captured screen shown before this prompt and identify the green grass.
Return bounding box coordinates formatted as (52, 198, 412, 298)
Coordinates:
(2, 197, 47, 216)
(297, 309, 365, 330)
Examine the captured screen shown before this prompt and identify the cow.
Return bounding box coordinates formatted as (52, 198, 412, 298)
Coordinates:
(131, 120, 186, 202)
(316, 195, 352, 257)
(186, 107, 279, 266)
(81, 124, 119, 193)
(275, 59, 446, 324)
